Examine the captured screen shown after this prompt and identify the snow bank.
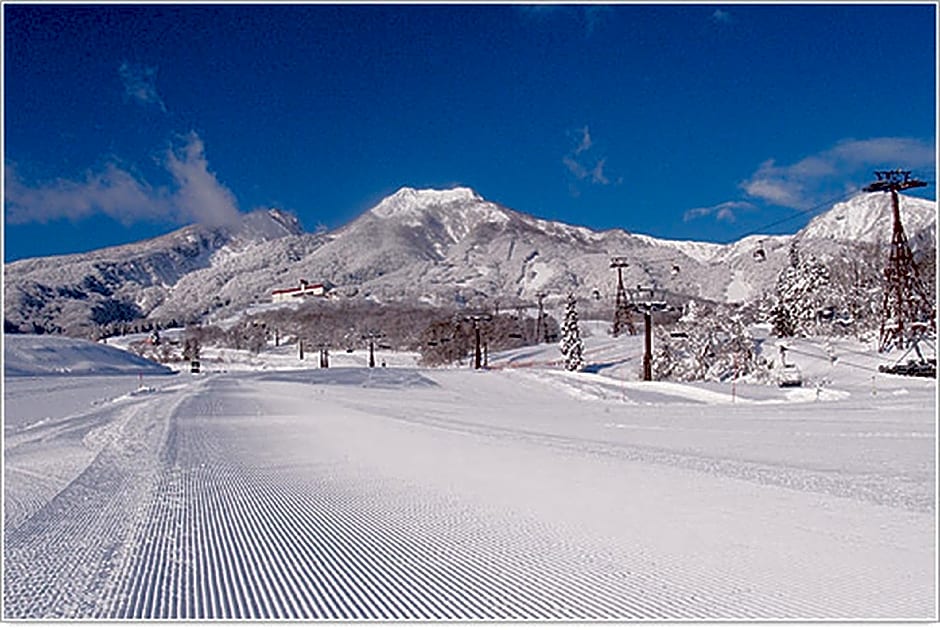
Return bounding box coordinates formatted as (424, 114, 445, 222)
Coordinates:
(4, 334, 174, 377)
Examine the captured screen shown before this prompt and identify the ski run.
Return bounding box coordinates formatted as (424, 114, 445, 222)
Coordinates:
(2, 332, 936, 620)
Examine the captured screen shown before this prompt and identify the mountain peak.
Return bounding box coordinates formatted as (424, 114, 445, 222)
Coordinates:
(797, 192, 936, 244)
(371, 186, 484, 218)
(235, 207, 305, 240)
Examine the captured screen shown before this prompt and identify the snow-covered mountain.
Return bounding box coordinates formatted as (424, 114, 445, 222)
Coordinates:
(4, 208, 324, 334)
(797, 193, 935, 244)
(4, 187, 935, 336)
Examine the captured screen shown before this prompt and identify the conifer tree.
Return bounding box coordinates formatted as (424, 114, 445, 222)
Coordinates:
(653, 301, 768, 383)
(560, 293, 585, 371)
(772, 241, 832, 337)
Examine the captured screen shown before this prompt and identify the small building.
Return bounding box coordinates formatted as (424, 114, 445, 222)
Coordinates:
(271, 279, 327, 303)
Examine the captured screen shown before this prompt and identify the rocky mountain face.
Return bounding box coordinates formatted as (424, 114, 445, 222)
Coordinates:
(4, 187, 936, 336)
(4, 208, 322, 335)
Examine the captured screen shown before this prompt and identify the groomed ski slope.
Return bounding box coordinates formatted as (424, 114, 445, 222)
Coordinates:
(3, 335, 936, 620)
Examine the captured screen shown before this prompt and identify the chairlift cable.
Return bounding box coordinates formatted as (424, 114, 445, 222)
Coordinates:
(780, 345, 881, 375)
(733, 188, 862, 243)
(601, 187, 865, 273)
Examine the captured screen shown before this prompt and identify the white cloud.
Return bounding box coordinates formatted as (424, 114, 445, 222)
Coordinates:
(828, 137, 936, 167)
(119, 61, 166, 112)
(564, 125, 617, 192)
(740, 137, 935, 209)
(165, 133, 241, 227)
(684, 200, 755, 223)
(518, 5, 611, 36)
(575, 126, 592, 155)
(5, 162, 169, 225)
(740, 160, 809, 208)
(5, 133, 242, 227)
(563, 155, 588, 180)
(711, 9, 732, 24)
(591, 158, 609, 185)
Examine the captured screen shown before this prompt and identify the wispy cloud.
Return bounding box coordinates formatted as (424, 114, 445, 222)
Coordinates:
(591, 158, 609, 185)
(740, 136, 936, 209)
(563, 155, 588, 181)
(574, 126, 592, 155)
(684, 200, 755, 223)
(517, 5, 611, 36)
(5, 162, 170, 225)
(165, 132, 241, 226)
(119, 61, 166, 112)
(711, 9, 732, 24)
(5, 133, 241, 227)
(516, 5, 564, 19)
(687, 136, 936, 226)
(563, 125, 619, 194)
(585, 6, 612, 36)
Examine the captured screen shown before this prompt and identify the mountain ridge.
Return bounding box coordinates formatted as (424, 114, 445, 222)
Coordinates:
(4, 187, 936, 336)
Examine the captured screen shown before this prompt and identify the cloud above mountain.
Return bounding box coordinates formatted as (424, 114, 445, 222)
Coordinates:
(684, 200, 755, 223)
(165, 133, 242, 227)
(740, 137, 935, 209)
(563, 125, 620, 194)
(5, 133, 241, 227)
(688, 136, 935, 227)
(5, 59, 242, 229)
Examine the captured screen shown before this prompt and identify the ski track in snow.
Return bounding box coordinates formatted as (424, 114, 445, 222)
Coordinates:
(3, 367, 936, 620)
(93, 383, 745, 620)
(4, 391, 183, 618)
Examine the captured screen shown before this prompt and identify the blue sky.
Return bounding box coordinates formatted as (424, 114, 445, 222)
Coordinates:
(3, 3, 936, 261)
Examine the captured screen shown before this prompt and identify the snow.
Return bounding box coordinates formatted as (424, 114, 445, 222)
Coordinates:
(725, 270, 752, 303)
(8, 187, 935, 336)
(630, 233, 726, 264)
(4, 334, 174, 377)
(369, 186, 485, 219)
(3, 332, 936, 620)
(798, 193, 936, 244)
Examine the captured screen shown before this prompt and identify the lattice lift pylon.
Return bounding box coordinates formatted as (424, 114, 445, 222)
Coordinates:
(863, 169, 935, 352)
(610, 257, 636, 337)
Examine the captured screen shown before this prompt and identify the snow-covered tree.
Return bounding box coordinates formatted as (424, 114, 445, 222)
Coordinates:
(559, 293, 585, 371)
(182, 329, 201, 361)
(653, 300, 770, 383)
(825, 242, 884, 338)
(771, 241, 833, 337)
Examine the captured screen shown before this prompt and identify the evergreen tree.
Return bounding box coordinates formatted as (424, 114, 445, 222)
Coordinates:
(826, 242, 884, 338)
(772, 241, 833, 337)
(653, 301, 769, 383)
(770, 301, 796, 337)
(559, 293, 585, 371)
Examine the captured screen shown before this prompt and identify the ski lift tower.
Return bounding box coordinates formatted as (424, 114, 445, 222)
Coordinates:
(361, 330, 384, 368)
(610, 257, 636, 337)
(863, 169, 934, 352)
(629, 285, 667, 381)
(463, 312, 493, 369)
(534, 292, 549, 344)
